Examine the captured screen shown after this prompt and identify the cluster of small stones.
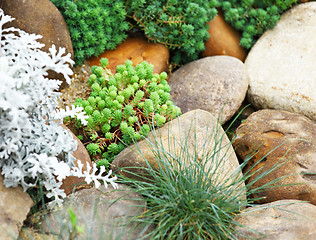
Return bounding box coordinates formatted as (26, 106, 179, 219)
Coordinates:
(58, 61, 91, 109)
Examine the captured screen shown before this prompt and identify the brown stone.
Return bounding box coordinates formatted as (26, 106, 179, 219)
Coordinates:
(0, 0, 74, 90)
(235, 200, 316, 239)
(60, 125, 93, 195)
(19, 228, 58, 240)
(0, 175, 34, 240)
(89, 36, 170, 74)
(112, 109, 246, 199)
(202, 12, 247, 62)
(236, 100, 256, 119)
(233, 109, 316, 205)
(168, 56, 249, 124)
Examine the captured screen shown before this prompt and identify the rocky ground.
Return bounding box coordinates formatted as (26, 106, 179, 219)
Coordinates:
(0, 0, 316, 239)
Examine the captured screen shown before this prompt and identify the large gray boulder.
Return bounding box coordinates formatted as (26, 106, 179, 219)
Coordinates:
(168, 56, 249, 124)
(39, 184, 152, 240)
(112, 109, 246, 199)
(245, 2, 316, 121)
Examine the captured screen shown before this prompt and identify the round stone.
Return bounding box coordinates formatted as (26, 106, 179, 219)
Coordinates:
(245, 2, 316, 121)
(168, 56, 249, 124)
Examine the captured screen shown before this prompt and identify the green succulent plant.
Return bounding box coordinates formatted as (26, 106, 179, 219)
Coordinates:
(219, 0, 299, 49)
(50, 0, 129, 65)
(67, 58, 181, 169)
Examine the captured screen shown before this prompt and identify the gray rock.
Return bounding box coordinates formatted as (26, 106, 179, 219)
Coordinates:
(0, 0, 74, 89)
(245, 2, 316, 121)
(0, 175, 33, 240)
(235, 200, 316, 239)
(112, 109, 246, 199)
(168, 56, 249, 124)
(40, 184, 153, 240)
(233, 109, 316, 205)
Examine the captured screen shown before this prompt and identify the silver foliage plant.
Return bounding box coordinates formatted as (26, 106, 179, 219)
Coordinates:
(0, 10, 117, 208)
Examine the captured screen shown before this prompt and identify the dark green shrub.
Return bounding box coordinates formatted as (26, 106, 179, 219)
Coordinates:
(67, 58, 181, 169)
(219, 0, 299, 49)
(50, 0, 129, 65)
(51, 0, 300, 66)
(125, 0, 219, 64)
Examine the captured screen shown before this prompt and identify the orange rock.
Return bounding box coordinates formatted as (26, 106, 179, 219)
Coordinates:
(89, 36, 170, 74)
(60, 125, 93, 195)
(0, 0, 74, 90)
(233, 109, 316, 205)
(202, 12, 247, 62)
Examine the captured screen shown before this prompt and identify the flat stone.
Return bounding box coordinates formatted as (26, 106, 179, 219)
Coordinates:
(245, 2, 316, 121)
(202, 11, 247, 62)
(0, 0, 74, 89)
(112, 109, 246, 199)
(235, 200, 316, 239)
(0, 175, 33, 240)
(40, 184, 152, 240)
(233, 109, 316, 205)
(168, 56, 249, 124)
(89, 36, 169, 74)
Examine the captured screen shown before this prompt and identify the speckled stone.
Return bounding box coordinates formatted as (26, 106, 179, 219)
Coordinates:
(40, 184, 153, 240)
(168, 56, 249, 124)
(112, 109, 246, 199)
(235, 200, 316, 239)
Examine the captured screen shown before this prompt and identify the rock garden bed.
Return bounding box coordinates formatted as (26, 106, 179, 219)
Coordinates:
(0, 1, 315, 239)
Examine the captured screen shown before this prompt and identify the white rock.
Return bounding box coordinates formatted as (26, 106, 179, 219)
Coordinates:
(245, 2, 316, 121)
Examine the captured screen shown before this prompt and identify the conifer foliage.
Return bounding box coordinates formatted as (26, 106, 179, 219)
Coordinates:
(50, 0, 129, 65)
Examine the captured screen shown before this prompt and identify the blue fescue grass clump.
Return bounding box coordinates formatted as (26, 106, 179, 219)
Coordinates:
(117, 113, 294, 239)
